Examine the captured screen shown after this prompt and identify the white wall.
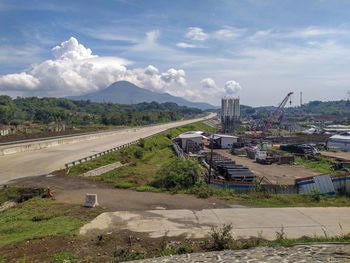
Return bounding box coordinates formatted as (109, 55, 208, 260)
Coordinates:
(220, 137, 237, 149)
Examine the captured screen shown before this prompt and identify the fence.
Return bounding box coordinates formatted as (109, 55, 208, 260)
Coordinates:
(296, 173, 350, 195)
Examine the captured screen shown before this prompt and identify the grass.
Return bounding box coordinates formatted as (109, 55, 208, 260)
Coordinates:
(51, 252, 78, 262)
(221, 191, 350, 207)
(0, 196, 91, 247)
(294, 156, 343, 174)
(208, 223, 350, 251)
(68, 120, 216, 189)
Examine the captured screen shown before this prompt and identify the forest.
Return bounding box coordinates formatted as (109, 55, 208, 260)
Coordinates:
(0, 96, 202, 126)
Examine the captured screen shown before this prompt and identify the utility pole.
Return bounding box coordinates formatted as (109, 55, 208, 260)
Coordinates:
(208, 134, 214, 184)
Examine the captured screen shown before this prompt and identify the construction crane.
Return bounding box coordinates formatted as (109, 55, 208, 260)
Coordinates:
(262, 92, 293, 136)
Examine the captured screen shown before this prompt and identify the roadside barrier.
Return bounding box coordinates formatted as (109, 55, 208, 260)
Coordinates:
(64, 131, 165, 168)
(64, 113, 214, 169)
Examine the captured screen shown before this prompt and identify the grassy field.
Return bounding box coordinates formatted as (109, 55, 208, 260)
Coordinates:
(68, 121, 216, 189)
(0, 188, 102, 247)
(294, 156, 343, 174)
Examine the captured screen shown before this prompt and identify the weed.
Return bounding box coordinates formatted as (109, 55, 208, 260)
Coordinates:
(311, 188, 322, 202)
(275, 225, 286, 242)
(51, 252, 78, 262)
(15, 255, 27, 263)
(114, 180, 134, 189)
(210, 224, 234, 250)
(31, 214, 55, 222)
(135, 185, 160, 192)
(176, 244, 193, 254)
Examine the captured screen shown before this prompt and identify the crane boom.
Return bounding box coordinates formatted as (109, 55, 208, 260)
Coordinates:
(262, 92, 293, 135)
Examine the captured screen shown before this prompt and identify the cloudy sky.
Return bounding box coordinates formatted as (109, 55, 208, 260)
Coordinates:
(1, 0, 350, 106)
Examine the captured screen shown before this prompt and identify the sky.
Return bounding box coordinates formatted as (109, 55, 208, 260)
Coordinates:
(1, 0, 350, 106)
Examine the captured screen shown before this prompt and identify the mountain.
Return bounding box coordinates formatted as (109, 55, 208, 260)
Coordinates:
(67, 81, 216, 110)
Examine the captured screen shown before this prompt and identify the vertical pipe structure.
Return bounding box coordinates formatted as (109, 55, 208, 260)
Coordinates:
(208, 134, 214, 184)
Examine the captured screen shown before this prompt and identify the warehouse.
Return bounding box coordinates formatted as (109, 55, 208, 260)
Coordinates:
(327, 132, 350, 151)
(208, 134, 239, 149)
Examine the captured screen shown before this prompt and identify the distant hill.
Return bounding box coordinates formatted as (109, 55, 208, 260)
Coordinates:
(67, 81, 216, 110)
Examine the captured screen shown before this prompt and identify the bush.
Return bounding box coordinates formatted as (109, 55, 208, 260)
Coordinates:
(311, 188, 322, 202)
(151, 158, 198, 190)
(210, 224, 234, 250)
(134, 148, 144, 159)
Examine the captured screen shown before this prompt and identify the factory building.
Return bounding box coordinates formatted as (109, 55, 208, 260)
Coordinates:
(221, 97, 240, 133)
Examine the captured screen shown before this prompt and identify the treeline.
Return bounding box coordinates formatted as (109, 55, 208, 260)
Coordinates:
(239, 100, 350, 121)
(0, 96, 202, 125)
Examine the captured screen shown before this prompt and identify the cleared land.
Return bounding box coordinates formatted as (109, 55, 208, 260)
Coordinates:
(217, 150, 319, 184)
(8, 174, 230, 211)
(321, 151, 350, 161)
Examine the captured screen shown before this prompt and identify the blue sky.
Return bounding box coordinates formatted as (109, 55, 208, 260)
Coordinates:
(1, 0, 350, 106)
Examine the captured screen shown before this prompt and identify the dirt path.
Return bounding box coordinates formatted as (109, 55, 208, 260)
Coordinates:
(8, 174, 230, 211)
(217, 150, 320, 184)
(321, 151, 350, 161)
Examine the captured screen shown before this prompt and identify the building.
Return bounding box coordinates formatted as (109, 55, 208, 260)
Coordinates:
(221, 97, 240, 132)
(327, 132, 350, 151)
(174, 131, 204, 153)
(208, 134, 239, 149)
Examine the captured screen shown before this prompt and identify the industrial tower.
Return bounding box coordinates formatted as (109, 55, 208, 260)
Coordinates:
(221, 97, 240, 133)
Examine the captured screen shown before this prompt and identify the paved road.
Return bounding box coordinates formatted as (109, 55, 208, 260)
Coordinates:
(0, 113, 215, 184)
(80, 207, 350, 240)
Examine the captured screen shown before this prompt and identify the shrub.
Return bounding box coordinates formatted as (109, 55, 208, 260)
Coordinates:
(32, 214, 55, 222)
(210, 224, 234, 250)
(311, 188, 322, 202)
(134, 148, 144, 159)
(138, 138, 146, 148)
(151, 158, 198, 190)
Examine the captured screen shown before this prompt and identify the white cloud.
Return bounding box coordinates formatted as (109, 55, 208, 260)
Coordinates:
(176, 42, 196, 48)
(0, 37, 188, 97)
(214, 26, 245, 39)
(0, 72, 40, 91)
(185, 27, 208, 41)
(201, 78, 217, 89)
(161, 68, 186, 86)
(224, 80, 242, 94)
(52, 37, 94, 60)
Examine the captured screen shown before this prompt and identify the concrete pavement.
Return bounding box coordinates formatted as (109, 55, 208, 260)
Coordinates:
(80, 207, 350, 240)
(0, 113, 215, 184)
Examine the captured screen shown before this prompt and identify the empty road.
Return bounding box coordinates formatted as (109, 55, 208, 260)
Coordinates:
(80, 207, 350, 240)
(0, 113, 215, 184)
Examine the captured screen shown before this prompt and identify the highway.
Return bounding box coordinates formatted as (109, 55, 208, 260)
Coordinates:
(0, 113, 215, 184)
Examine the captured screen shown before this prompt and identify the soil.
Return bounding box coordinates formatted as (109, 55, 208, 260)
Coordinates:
(321, 151, 350, 162)
(3, 174, 231, 262)
(8, 173, 230, 212)
(216, 150, 320, 184)
(0, 229, 211, 263)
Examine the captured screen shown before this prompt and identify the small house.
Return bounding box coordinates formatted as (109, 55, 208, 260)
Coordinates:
(208, 134, 239, 149)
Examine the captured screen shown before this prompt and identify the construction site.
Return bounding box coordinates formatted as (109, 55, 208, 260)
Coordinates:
(173, 92, 350, 196)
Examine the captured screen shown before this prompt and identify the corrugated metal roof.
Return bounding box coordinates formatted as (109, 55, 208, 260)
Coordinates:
(329, 132, 350, 141)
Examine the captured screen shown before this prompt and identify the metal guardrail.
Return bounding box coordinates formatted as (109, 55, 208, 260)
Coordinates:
(0, 114, 210, 147)
(64, 130, 166, 168)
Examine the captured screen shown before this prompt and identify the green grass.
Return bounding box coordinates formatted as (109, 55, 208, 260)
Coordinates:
(222, 192, 350, 207)
(294, 156, 343, 174)
(51, 252, 78, 262)
(0, 197, 87, 247)
(68, 120, 216, 189)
